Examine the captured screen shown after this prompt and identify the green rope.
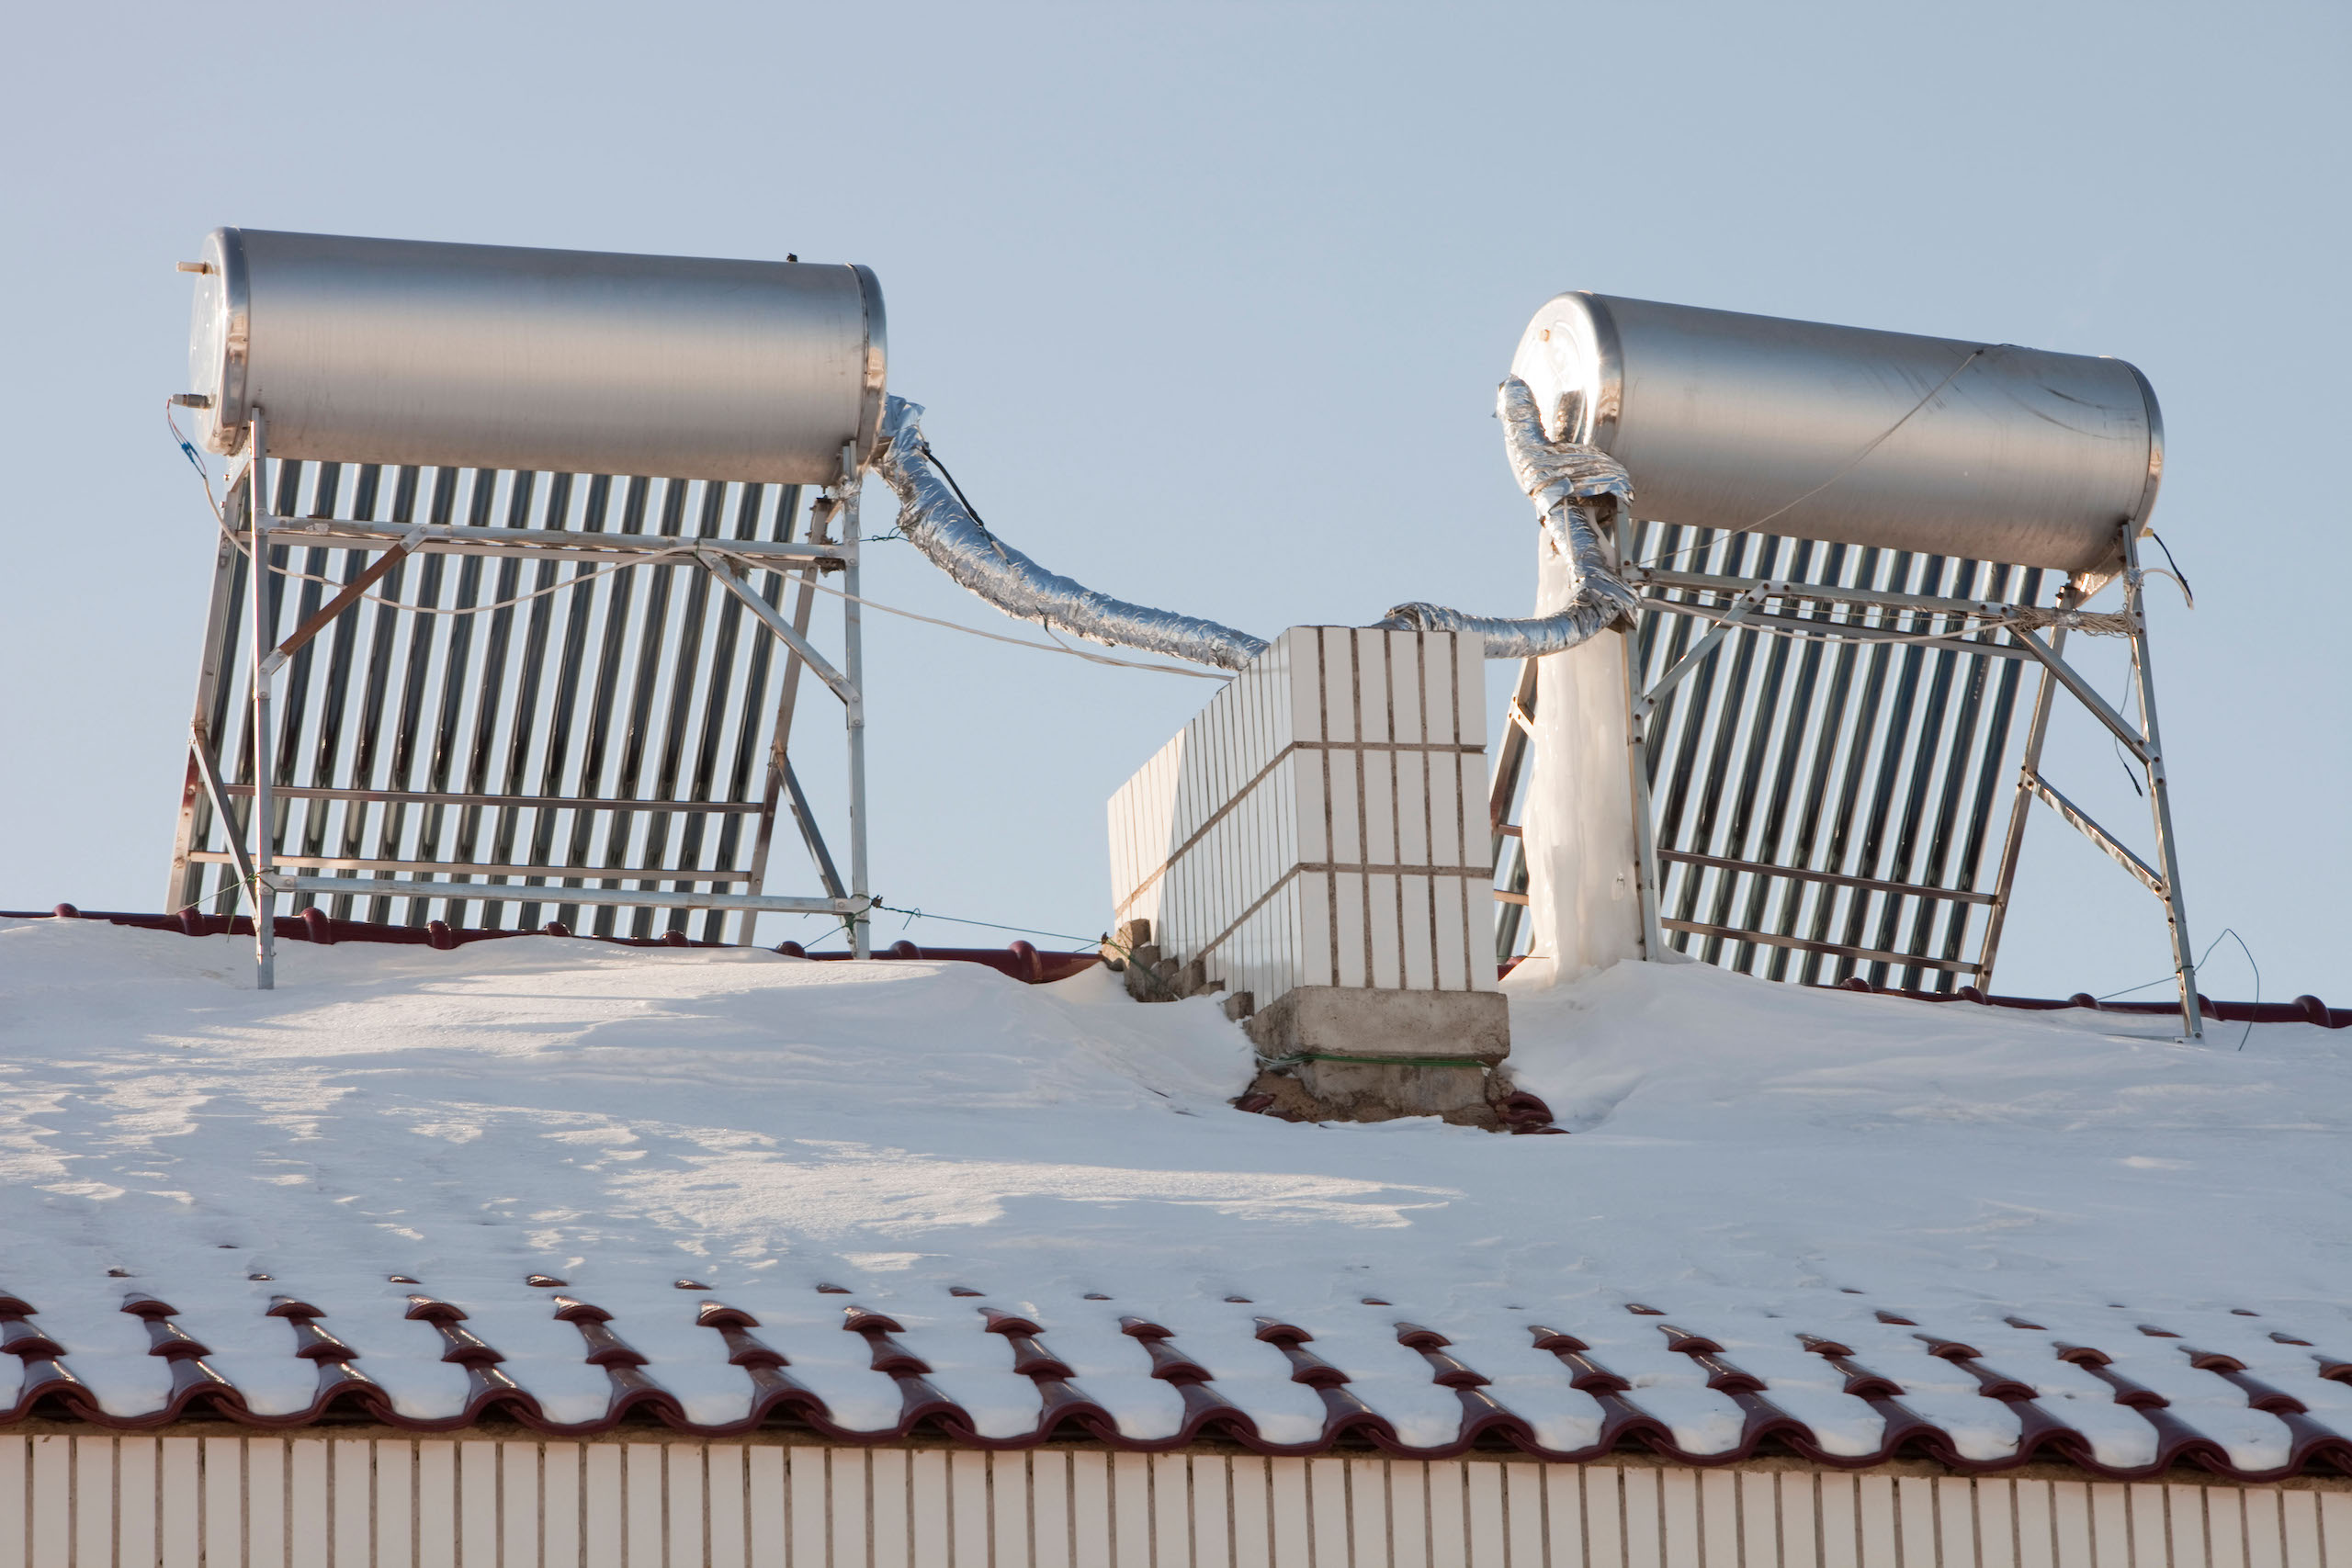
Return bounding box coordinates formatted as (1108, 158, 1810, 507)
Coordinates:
(1257, 1052, 1494, 1070)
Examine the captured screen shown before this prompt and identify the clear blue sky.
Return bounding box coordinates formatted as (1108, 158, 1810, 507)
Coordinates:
(4, 0, 2344, 1004)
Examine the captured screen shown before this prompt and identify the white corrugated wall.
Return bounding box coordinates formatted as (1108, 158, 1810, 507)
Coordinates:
(1, 1435, 2346, 1565)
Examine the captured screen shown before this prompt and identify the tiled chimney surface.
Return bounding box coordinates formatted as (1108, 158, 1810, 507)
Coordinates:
(1107, 627, 1497, 1010)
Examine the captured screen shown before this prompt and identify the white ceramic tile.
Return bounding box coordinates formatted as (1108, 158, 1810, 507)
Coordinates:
(1106, 631, 1488, 1004)
(1399, 875, 1436, 991)
(1368, 874, 1404, 989)
(1434, 877, 1470, 992)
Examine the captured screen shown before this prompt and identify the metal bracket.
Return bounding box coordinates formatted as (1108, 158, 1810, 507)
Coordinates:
(697, 551, 857, 704)
(2007, 628, 2152, 763)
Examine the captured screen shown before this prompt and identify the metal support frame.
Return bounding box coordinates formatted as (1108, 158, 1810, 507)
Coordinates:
(2119, 525, 2200, 1038)
(1973, 583, 2075, 989)
(1630, 584, 1766, 729)
(1487, 658, 1539, 958)
(1490, 517, 2204, 1039)
(738, 547, 827, 946)
(1981, 525, 2199, 1038)
(824, 441, 871, 959)
(191, 420, 875, 988)
(1609, 499, 1663, 964)
(249, 413, 277, 988)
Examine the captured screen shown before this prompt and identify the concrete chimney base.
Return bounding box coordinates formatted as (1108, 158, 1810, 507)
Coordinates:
(1239, 987, 1513, 1129)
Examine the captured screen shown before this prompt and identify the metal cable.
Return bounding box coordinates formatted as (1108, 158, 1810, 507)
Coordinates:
(1636, 345, 1993, 568)
(737, 564, 1233, 681)
(218, 512, 691, 615)
(1658, 594, 2135, 644)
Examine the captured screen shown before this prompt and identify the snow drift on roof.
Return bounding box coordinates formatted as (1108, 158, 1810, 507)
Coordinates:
(0, 917, 2346, 1478)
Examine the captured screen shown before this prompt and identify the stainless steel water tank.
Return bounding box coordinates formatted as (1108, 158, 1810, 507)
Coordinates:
(185, 228, 887, 484)
(1509, 293, 2162, 576)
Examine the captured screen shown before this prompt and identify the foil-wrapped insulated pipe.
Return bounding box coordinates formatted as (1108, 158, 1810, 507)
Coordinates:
(1383, 378, 1641, 658)
(874, 398, 1270, 671)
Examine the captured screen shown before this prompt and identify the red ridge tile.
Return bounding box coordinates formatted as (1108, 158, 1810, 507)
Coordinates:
(0, 1270, 2339, 1480)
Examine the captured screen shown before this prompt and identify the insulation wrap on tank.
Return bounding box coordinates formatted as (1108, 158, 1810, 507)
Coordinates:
(1383, 378, 1641, 658)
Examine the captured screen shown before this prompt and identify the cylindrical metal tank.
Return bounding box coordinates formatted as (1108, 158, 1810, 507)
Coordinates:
(185, 228, 887, 484)
(1509, 293, 2162, 577)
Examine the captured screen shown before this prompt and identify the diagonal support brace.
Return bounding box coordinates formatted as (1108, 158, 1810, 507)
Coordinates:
(781, 759, 847, 902)
(258, 524, 428, 678)
(187, 725, 255, 895)
(698, 551, 857, 705)
(1631, 586, 1766, 735)
(2024, 771, 2165, 897)
(2009, 628, 2151, 763)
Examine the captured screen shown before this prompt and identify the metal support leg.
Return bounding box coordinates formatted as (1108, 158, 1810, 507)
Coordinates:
(167, 508, 247, 913)
(1611, 501, 1661, 962)
(1974, 584, 2074, 988)
(1624, 543, 1761, 962)
(737, 562, 820, 948)
(782, 759, 848, 901)
(190, 728, 256, 892)
(697, 507, 871, 951)
(247, 414, 277, 990)
(1488, 657, 1539, 964)
(2120, 525, 2201, 1041)
(834, 444, 872, 960)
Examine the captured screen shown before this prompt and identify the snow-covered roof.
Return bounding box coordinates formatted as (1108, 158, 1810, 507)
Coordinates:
(2, 917, 2348, 1483)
